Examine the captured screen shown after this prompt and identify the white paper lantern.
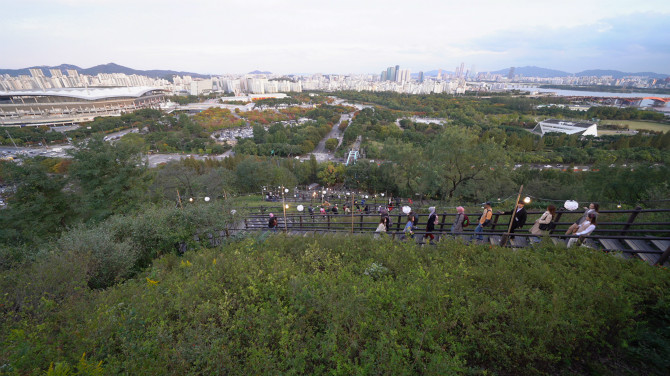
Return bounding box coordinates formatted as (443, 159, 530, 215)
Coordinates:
(564, 200, 579, 211)
(402, 206, 411, 214)
(297, 205, 304, 212)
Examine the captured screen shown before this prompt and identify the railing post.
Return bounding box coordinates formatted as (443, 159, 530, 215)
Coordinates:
(360, 213, 364, 230)
(244, 218, 248, 229)
(656, 245, 670, 266)
(396, 214, 402, 233)
(327, 215, 331, 230)
(300, 215, 303, 228)
(439, 212, 447, 232)
(621, 206, 642, 235)
(549, 212, 562, 234)
(491, 213, 500, 230)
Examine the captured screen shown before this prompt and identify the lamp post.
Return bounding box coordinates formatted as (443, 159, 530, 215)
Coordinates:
(282, 187, 289, 232)
(350, 192, 355, 233)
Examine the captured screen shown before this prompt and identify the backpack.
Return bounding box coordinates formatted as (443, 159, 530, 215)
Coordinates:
(462, 214, 470, 228)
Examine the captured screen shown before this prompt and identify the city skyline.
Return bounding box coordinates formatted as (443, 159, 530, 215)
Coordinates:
(1, 1, 669, 75)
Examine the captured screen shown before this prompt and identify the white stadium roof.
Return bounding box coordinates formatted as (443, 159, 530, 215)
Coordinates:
(0, 86, 163, 101)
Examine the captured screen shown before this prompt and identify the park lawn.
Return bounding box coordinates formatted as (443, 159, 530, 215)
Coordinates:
(601, 120, 670, 133)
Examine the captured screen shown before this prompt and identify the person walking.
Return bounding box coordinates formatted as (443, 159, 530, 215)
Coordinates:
(380, 208, 391, 233)
(374, 217, 387, 239)
(452, 206, 466, 235)
(268, 213, 278, 232)
(472, 202, 493, 242)
(567, 213, 597, 247)
(424, 206, 438, 244)
(503, 201, 527, 238)
(530, 205, 556, 242)
(566, 203, 599, 235)
(403, 213, 416, 240)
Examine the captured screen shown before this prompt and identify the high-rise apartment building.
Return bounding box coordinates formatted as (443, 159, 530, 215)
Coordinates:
(29, 68, 45, 78)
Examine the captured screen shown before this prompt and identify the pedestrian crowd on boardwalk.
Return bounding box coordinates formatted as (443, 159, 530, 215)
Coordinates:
(267, 195, 600, 248)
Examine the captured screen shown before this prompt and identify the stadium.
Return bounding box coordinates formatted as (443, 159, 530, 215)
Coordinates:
(0, 87, 166, 127)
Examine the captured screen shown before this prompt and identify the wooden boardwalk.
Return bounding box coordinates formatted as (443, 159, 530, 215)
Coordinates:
(239, 207, 670, 266)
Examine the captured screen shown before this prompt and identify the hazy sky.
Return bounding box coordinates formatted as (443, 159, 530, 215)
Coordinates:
(1, 0, 669, 75)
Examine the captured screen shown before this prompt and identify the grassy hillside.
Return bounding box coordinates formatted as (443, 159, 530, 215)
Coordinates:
(601, 120, 670, 133)
(1, 232, 669, 375)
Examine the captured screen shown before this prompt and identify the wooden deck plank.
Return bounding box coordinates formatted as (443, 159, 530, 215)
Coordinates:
(599, 238, 626, 252)
(551, 237, 566, 246)
(625, 239, 661, 265)
(651, 239, 670, 252)
(511, 237, 528, 248)
(489, 235, 501, 246)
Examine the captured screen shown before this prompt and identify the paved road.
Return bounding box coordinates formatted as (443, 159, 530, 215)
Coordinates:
(0, 145, 73, 159)
(310, 112, 354, 162)
(147, 149, 235, 167)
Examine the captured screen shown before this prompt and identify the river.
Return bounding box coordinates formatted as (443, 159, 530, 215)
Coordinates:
(506, 85, 669, 107)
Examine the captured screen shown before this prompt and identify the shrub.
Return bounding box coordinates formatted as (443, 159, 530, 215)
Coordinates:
(2, 233, 669, 374)
(325, 138, 338, 152)
(57, 223, 139, 289)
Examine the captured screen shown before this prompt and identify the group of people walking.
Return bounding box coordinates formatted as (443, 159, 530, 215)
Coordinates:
(374, 201, 600, 247)
(268, 198, 601, 247)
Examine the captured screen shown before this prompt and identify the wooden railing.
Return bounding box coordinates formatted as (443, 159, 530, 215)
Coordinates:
(242, 208, 670, 266)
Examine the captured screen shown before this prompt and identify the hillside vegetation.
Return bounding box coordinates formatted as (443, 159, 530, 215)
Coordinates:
(2, 230, 669, 375)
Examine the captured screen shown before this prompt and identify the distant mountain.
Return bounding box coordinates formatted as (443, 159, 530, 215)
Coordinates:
(490, 66, 570, 78)
(574, 69, 668, 79)
(486, 66, 668, 79)
(248, 70, 272, 75)
(422, 69, 454, 77)
(0, 63, 211, 79)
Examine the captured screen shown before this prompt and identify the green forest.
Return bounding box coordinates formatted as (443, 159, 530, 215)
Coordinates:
(1, 91, 669, 374)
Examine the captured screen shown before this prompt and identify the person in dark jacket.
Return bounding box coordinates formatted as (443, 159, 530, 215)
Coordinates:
(424, 206, 438, 244)
(268, 213, 278, 231)
(509, 202, 527, 237)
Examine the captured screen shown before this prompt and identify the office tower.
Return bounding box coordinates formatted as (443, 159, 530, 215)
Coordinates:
(418, 71, 424, 83)
(386, 67, 394, 81)
(381, 71, 387, 81)
(394, 65, 399, 81)
(437, 69, 442, 80)
(508, 67, 515, 80)
(459, 62, 465, 78)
